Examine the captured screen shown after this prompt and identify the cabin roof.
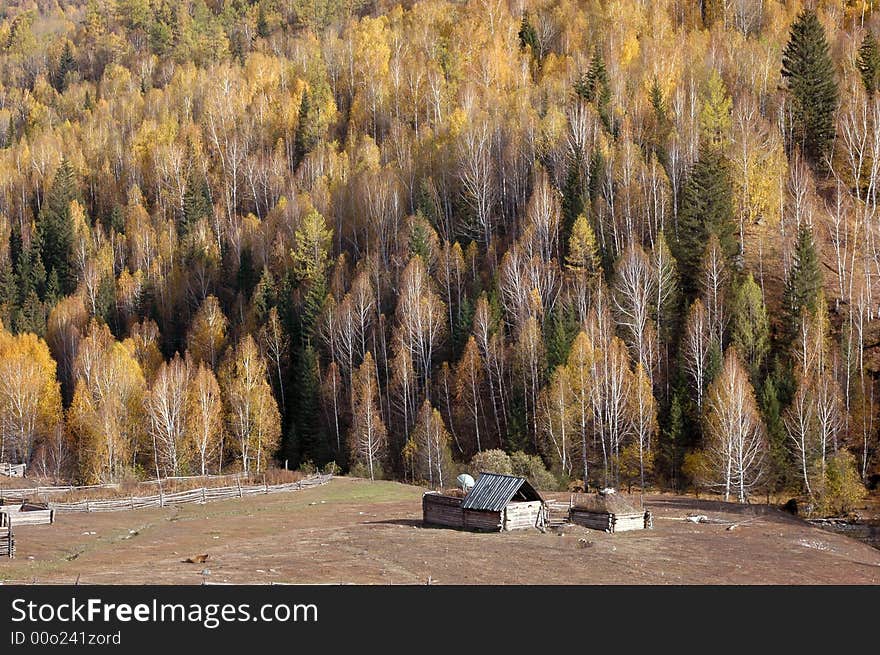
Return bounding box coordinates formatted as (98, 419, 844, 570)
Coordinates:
(460, 472, 544, 512)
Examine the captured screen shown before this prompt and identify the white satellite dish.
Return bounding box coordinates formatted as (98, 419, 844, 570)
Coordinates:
(457, 473, 475, 491)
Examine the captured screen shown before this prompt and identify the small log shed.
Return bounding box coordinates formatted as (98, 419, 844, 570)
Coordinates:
(568, 492, 652, 533)
(0, 500, 55, 527)
(422, 472, 546, 532)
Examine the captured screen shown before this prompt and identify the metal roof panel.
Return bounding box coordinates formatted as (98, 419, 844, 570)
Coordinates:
(460, 472, 543, 511)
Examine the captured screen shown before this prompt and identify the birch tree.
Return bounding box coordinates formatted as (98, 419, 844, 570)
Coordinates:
(704, 348, 767, 502)
(350, 351, 386, 480)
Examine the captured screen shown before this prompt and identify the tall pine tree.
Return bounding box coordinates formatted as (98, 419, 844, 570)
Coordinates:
(858, 31, 880, 95)
(37, 158, 79, 296)
(781, 9, 838, 166)
(673, 145, 736, 297)
(782, 222, 822, 341)
(574, 48, 612, 132)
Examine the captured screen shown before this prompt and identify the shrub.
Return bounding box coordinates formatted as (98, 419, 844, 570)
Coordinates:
(682, 450, 711, 497)
(350, 461, 384, 480)
(510, 451, 558, 490)
(469, 449, 512, 475)
(813, 451, 866, 517)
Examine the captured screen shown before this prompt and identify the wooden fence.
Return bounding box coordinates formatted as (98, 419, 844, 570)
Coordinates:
(0, 463, 25, 478)
(46, 474, 333, 513)
(2, 472, 251, 498)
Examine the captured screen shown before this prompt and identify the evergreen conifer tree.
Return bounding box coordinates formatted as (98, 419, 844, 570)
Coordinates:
(182, 171, 211, 237)
(257, 2, 271, 39)
(674, 146, 736, 296)
(37, 158, 79, 295)
(730, 274, 770, 381)
(781, 9, 839, 165)
(289, 344, 329, 467)
(54, 41, 76, 92)
(575, 49, 611, 131)
(518, 13, 538, 55)
(562, 156, 586, 239)
(782, 223, 822, 338)
(293, 89, 318, 168)
(858, 31, 880, 95)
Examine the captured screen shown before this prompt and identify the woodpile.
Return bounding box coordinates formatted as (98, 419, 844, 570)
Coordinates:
(0, 462, 25, 477)
(0, 524, 13, 558)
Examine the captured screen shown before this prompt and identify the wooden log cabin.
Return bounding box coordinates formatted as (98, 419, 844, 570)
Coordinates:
(423, 472, 546, 532)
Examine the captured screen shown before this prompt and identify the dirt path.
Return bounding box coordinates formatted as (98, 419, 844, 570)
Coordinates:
(1, 478, 878, 584)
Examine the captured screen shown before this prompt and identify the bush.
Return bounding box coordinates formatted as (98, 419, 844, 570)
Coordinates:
(813, 451, 866, 517)
(469, 449, 512, 475)
(322, 461, 340, 476)
(510, 451, 558, 490)
(350, 461, 384, 480)
(682, 450, 711, 497)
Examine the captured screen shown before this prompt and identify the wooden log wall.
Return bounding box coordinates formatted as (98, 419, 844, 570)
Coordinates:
(462, 509, 503, 531)
(503, 501, 544, 531)
(570, 509, 614, 532)
(0, 506, 54, 526)
(422, 493, 465, 528)
(0, 524, 13, 558)
(612, 513, 647, 532)
(570, 509, 648, 533)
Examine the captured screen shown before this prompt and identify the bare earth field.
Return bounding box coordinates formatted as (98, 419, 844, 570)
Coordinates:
(1, 477, 879, 584)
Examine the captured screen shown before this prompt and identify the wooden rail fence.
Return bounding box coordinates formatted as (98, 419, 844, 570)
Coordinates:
(1, 472, 251, 497)
(41, 474, 333, 513)
(0, 463, 26, 478)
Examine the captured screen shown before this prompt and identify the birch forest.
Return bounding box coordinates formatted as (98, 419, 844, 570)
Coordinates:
(0, 0, 878, 509)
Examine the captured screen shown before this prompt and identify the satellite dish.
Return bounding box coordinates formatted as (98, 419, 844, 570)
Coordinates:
(457, 473, 475, 492)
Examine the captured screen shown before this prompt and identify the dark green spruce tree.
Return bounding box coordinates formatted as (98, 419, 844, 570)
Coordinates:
(781, 9, 839, 166)
(673, 145, 736, 297)
(760, 378, 791, 497)
(37, 158, 79, 296)
(182, 170, 212, 237)
(288, 343, 330, 468)
(782, 222, 822, 342)
(858, 31, 880, 95)
(575, 48, 612, 132)
(561, 155, 586, 239)
(518, 13, 539, 55)
(54, 41, 76, 92)
(257, 2, 271, 39)
(293, 88, 319, 169)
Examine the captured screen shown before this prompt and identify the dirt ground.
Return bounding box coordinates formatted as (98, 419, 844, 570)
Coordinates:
(1, 477, 879, 584)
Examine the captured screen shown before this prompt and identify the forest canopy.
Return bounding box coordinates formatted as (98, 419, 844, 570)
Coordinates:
(0, 0, 877, 507)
